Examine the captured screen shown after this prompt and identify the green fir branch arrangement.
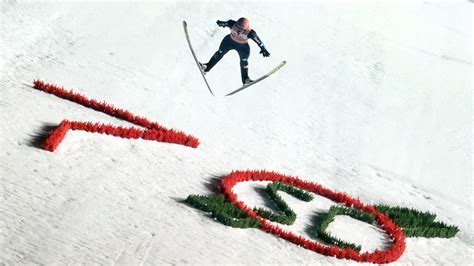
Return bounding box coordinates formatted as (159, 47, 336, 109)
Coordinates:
(311, 204, 460, 252)
(374, 205, 459, 238)
(185, 194, 260, 228)
(254, 182, 314, 225)
(312, 205, 375, 251)
(185, 183, 459, 251)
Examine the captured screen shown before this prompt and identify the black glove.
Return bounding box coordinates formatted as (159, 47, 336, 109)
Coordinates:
(216, 20, 227, 28)
(260, 47, 270, 57)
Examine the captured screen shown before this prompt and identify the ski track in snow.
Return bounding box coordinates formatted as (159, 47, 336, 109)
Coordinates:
(1, 1, 473, 265)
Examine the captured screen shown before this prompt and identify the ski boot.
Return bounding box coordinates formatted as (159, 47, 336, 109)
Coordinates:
(199, 62, 208, 74)
(243, 77, 254, 85)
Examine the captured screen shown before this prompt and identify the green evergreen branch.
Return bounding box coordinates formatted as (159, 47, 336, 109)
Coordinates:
(184, 185, 459, 244)
(374, 205, 459, 238)
(254, 182, 313, 225)
(311, 205, 374, 252)
(185, 194, 259, 228)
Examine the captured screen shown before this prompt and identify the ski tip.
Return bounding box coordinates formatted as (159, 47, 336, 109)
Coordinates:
(183, 20, 187, 26)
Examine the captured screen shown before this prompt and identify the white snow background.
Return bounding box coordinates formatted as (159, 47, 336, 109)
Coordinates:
(1, 0, 472, 264)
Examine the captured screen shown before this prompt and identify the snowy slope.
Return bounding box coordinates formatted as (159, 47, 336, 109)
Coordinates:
(1, 1, 472, 265)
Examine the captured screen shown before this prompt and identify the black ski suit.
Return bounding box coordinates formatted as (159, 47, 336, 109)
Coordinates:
(204, 19, 270, 83)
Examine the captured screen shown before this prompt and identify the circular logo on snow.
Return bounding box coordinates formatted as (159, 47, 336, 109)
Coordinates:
(220, 170, 405, 264)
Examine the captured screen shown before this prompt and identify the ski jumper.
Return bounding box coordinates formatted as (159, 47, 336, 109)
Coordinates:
(204, 19, 268, 83)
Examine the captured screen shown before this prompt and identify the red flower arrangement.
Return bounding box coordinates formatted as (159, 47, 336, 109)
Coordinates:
(33, 80, 199, 151)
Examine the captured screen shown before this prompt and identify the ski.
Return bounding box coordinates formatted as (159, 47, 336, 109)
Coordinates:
(225, 61, 287, 96)
(183, 20, 214, 96)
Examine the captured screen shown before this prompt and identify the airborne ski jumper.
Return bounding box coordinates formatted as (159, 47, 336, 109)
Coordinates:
(183, 19, 285, 96)
(200, 18, 270, 85)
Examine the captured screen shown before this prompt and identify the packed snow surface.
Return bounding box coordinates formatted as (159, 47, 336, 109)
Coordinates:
(1, 0, 472, 264)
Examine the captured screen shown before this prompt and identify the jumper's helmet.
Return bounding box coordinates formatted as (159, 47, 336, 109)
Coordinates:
(236, 17, 250, 30)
